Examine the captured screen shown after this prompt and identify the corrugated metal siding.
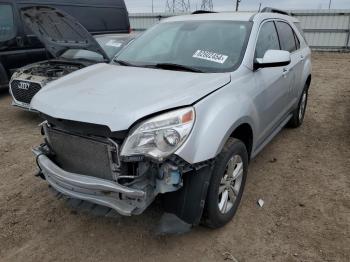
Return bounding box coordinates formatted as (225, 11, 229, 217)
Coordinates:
(129, 13, 162, 31)
(293, 9, 350, 50)
(129, 10, 350, 51)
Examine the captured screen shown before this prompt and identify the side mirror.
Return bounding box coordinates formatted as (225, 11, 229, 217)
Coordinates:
(254, 50, 291, 70)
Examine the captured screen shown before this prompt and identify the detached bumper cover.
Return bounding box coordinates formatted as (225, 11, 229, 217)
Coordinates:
(33, 149, 146, 216)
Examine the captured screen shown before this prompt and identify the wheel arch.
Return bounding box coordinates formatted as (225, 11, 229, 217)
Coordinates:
(229, 123, 254, 160)
(305, 74, 312, 88)
(213, 117, 255, 161)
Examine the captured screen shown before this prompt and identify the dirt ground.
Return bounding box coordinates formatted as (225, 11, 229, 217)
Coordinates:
(0, 52, 349, 262)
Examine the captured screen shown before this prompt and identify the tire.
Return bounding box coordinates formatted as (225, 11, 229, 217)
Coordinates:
(288, 84, 309, 128)
(0, 62, 9, 90)
(203, 138, 248, 228)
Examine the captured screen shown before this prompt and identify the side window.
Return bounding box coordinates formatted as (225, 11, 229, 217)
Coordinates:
(276, 21, 297, 53)
(0, 4, 15, 42)
(255, 21, 280, 59)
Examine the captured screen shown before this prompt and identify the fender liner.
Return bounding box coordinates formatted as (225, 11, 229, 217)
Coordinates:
(161, 165, 212, 226)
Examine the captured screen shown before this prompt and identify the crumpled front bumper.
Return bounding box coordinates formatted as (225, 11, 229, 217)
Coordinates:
(33, 148, 147, 216)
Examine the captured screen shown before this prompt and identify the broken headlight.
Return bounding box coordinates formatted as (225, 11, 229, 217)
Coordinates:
(121, 107, 195, 161)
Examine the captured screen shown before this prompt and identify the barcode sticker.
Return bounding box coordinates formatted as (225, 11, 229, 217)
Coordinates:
(192, 50, 228, 64)
(106, 40, 123, 47)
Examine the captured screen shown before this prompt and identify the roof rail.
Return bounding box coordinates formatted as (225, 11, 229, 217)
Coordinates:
(260, 7, 290, 16)
(191, 10, 217, 15)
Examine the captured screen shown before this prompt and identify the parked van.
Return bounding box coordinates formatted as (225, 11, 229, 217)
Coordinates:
(0, 0, 130, 89)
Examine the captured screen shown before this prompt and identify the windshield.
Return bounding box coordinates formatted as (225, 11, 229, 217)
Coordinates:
(60, 36, 131, 62)
(116, 21, 252, 73)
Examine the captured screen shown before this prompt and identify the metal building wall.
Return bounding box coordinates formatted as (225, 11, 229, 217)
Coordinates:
(293, 10, 350, 50)
(129, 10, 350, 51)
(129, 13, 177, 31)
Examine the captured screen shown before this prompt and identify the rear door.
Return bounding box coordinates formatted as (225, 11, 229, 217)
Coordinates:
(253, 20, 291, 145)
(291, 30, 304, 103)
(275, 21, 300, 110)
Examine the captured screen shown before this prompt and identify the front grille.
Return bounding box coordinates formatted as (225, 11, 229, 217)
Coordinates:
(46, 128, 119, 181)
(10, 80, 42, 104)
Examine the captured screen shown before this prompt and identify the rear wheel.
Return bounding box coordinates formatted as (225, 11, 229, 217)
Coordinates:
(288, 84, 309, 128)
(203, 138, 248, 228)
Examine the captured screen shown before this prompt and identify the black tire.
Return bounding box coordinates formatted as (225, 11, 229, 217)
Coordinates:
(288, 84, 309, 128)
(203, 138, 248, 228)
(0, 62, 9, 90)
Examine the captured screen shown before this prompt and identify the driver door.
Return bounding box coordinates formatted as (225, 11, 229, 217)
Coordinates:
(253, 20, 291, 146)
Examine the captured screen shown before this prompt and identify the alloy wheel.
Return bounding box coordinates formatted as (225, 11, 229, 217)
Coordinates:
(218, 155, 244, 214)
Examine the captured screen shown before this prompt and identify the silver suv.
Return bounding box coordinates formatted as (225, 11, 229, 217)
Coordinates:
(31, 9, 311, 233)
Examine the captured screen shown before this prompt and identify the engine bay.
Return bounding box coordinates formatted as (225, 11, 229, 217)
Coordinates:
(22, 61, 84, 78)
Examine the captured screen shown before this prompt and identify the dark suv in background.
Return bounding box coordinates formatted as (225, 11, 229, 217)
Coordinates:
(0, 0, 130, 89)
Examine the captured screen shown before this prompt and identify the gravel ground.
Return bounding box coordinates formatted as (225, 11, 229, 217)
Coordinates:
(0, 52, 349, 262)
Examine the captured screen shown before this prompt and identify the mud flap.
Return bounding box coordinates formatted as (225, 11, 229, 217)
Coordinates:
(157, 166, 212, 234)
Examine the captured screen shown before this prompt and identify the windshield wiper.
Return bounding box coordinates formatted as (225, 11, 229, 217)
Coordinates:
(154, 63, 203, 73)
(114, 59, 134, 67)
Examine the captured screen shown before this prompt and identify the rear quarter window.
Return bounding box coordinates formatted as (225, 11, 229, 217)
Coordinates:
(294, 22, 308, 44)
(294, 32, 300, 49)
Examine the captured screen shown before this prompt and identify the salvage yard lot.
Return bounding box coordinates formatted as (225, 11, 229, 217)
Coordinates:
(0, 52, 349, 262)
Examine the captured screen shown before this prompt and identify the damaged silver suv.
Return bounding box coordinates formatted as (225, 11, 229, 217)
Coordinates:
(32, 9, 311, 233)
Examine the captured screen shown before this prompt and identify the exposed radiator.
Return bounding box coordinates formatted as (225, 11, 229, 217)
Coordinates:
(46, 127, 120, 181)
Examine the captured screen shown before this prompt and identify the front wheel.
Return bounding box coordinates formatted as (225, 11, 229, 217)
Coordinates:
(203, 138, 248, 228)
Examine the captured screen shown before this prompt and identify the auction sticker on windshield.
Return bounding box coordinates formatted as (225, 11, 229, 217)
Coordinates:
(192, 50, 228, 64)
(106, 40, 123, 47)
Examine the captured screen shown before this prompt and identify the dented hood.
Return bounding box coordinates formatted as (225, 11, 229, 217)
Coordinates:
(31, 64, 231, 131)
(21, 6, 109, 61)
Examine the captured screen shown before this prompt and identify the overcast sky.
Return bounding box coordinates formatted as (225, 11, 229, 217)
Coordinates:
(125, 0, 350, 13)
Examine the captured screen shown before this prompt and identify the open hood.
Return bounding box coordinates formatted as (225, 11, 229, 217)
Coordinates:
(20, 6, 109, 61)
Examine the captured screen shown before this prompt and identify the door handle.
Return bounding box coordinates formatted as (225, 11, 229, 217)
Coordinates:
(16, 36, 24, 47)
